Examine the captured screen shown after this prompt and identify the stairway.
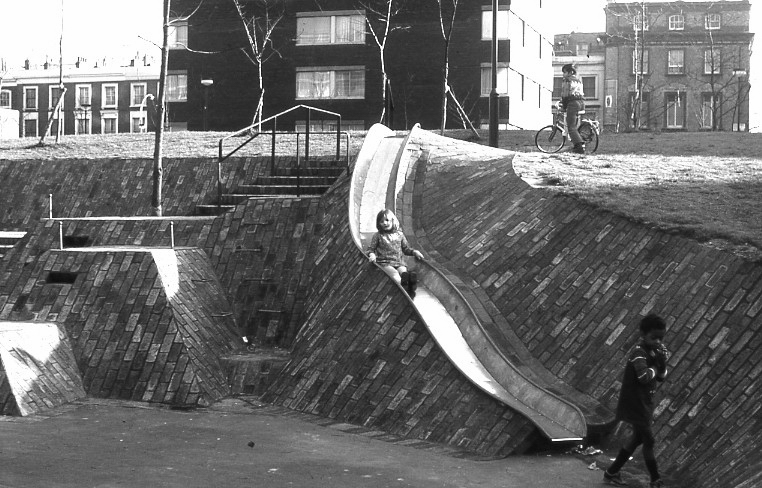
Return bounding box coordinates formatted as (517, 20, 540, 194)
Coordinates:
(195, 161, 346, 216)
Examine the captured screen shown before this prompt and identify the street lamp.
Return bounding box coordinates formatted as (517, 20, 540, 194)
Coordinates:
(732, 68, 746, 132)
(489, 0, 499, 147)
(139, 94, 155, 133)
(201, 78, 214, 131)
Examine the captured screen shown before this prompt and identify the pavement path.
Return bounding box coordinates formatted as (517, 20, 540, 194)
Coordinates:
(0, 398, 614, 488)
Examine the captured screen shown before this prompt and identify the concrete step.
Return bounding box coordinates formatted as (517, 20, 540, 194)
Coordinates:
(254, 175, 338, 186)
(235, 184, 330, 196)
(195, 204, 237, 216)
(271, 166, 346, 177)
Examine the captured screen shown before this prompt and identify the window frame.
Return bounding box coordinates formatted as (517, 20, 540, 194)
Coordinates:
(665, 91, 685, 129)
(704, 48, 721, 75)
(23, 86, 38, 110)
(700, 92, 721, 129)
(166, 72, 188, 102)
(75, 84, 92, 108)
(0, 89, 10, 108)
(705, 13, 721, 30)
(296, 11, 366, 46)
(633, 11, 649, 31)
(49, 85, 64, 110)
(101, 112, 118, 134)
(481, 9, 509, 41)
(581, 76, 596, 99)
(667, 49, 685, 75)
(102, 83, 118, 109)
(131, 82, 148, 107)
(668, 14, 684, 31)
(295, 66, 365, 100)
(632, 48, 650, 74)
(168, 20, 188, 49)
(480, 64, 509, 96)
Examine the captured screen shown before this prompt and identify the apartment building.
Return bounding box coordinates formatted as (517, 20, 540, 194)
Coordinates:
(0, 57, 160, 138)
(166, 0, 554, 132)
(602, 0, 753, 132)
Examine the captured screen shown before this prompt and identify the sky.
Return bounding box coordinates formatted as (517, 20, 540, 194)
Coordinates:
(0, 0, 759, 129)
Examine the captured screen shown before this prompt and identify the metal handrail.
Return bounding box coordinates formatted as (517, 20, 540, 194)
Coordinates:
(217, 105, 349, 204)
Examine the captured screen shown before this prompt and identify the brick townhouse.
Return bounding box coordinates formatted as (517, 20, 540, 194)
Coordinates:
(0, 57, 159, 138)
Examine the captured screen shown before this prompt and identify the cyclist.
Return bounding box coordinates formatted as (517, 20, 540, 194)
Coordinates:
(559, 63, 586, 154)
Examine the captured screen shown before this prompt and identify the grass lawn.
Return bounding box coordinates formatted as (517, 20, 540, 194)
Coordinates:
(2, 129, 761, 260)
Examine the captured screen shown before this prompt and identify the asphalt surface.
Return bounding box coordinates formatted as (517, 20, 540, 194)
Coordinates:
(0, 397, 621, 488)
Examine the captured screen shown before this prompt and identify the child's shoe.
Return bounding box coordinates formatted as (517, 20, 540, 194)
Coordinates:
(407, 271, 418, 298)
(603, 470, 628, 486)
(400, 271, 410, 289)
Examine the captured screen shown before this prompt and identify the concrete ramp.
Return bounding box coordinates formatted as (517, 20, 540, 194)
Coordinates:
(349, 124, 586, 442)
(0, 322, 86, 416)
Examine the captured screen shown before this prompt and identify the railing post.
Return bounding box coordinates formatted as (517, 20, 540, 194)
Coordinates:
(345, 133, 350, 175)
(271, 118, 277, 174)
(58, 221, 63, 250)
(217, 140, 223, 209)
(296, 133, 301, 198)
(305, 108, 311, 165)
(170, 221, 175, 249)
(336, 116, 341, 162)
(49, 194, 53, 219)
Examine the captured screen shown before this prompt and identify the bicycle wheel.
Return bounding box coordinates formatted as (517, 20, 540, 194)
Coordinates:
(578, 122, 599, 153)
(535, 125, 566, 153)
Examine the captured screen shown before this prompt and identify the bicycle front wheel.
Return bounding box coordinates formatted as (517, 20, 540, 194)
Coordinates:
(535, 125, 566, 153)
(578, 122, 599, 153)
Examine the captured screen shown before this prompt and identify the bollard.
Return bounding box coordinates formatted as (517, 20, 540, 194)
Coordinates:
(49, 194, 53, 219)
(58, 221, 63, 250)
(170, 221, 175, 249)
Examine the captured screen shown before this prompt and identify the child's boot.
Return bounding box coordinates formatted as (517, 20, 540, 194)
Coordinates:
(400, 271, 410, 290)
(407, 271, 418, 298)
(572, 142, 586, 154)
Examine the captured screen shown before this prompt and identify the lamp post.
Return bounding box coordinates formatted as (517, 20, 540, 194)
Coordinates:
(201, 78, 214, 131)
(732, 69, 746, 132)
(488, 0, 499, 147)
(139, 94, 155, 133)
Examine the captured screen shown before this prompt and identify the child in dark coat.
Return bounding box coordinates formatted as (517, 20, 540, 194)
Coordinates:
(367, 209, 423, 297)
(604, 313, 670, 487)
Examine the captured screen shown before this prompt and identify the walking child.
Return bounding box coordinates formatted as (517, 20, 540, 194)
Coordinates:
(559, 63, 586, 154)
(367, 209, 424, 297)
(604, 313, 670, 487)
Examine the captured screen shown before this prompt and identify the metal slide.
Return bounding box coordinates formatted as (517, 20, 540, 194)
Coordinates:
(349, 124, 587, 442)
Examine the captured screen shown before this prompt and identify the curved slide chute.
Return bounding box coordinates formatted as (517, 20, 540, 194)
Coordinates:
(349, 124, 587, 442)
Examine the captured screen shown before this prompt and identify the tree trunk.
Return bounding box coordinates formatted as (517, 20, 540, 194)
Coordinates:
(152, 0, 171, 217)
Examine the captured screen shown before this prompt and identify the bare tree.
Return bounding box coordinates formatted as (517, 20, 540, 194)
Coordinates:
(232, 0, 284, 127)
(151, 0, 172, 217)
(359, 0, 406, 124)
(435, 0, 456, 134)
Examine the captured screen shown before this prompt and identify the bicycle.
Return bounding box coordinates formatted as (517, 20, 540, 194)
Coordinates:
(535, 105, 600, 154)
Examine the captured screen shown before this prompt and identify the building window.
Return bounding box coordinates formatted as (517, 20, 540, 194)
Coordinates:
(632, 48, 649, 74)
(167, 73, 188, 101)
(481, 9, 509, 40)
(102, 84, 118, 108)
(480, 65, 508, 96)
(296, 12, 365, 45)
(576, 43, 589, 57)
(169, 21, 188, 49)
(665, 92, 685, 128)
(131, 112, 147, 133)
(629, 91, 650, 129)
(131, 83, 147, 106)
(49, 86, 64, 110)
(581, 76, 596, 98)
(704, 49, 721, 74)
(23, 87, 38, 110)
(102, 114, 118, 134)
(668, 50, 684, 74)
(23, 113, 38, 137)
(669, 14, 684, 30)
(76, 85, 91, 107)
(0, 90, 10, 108)
(705, 13, 721, 30)
(700, 93, 720, 129)
(633, 11, 649, 31)
(75, 110, 91, 135)
(296, 67, 365, 99)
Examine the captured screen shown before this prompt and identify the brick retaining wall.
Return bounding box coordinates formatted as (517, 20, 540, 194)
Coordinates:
(412, 130, 762, 488)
